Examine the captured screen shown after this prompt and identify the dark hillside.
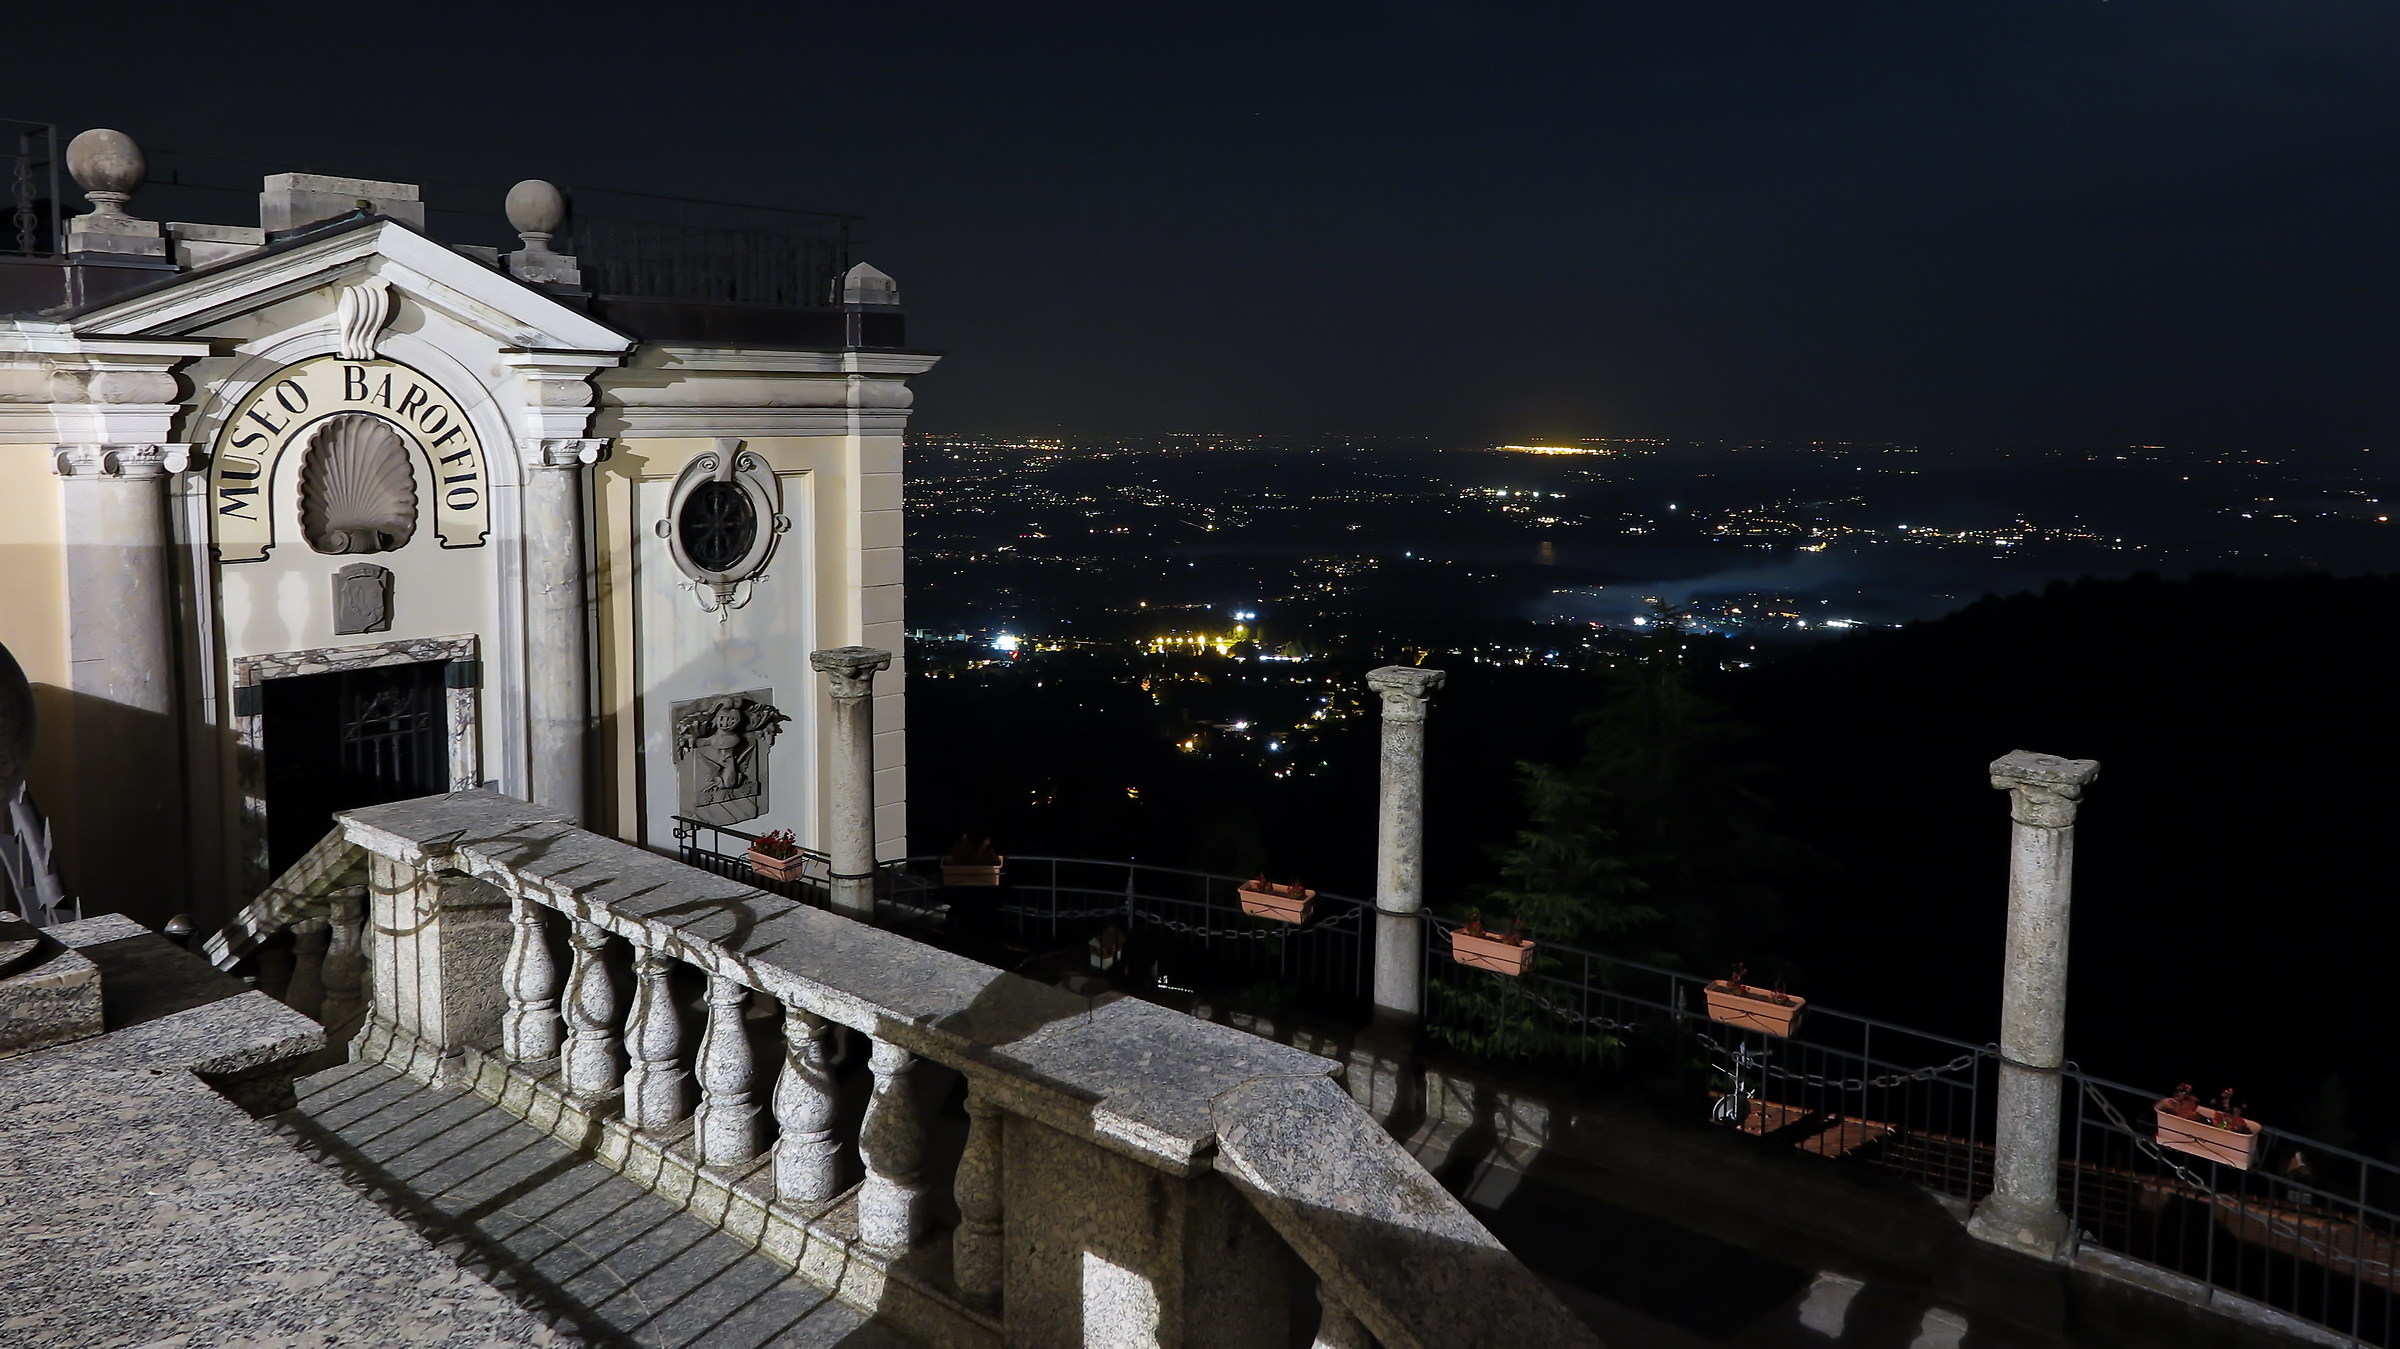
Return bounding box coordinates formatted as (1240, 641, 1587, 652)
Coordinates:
(1737, 572, 2400, 1155)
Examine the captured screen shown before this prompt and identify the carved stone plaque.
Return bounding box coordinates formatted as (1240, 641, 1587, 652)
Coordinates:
(332, 562, 393, 635)
(671, 689, 788, 826)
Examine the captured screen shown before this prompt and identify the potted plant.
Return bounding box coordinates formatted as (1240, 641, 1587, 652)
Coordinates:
(1703, 962, 1806, 1037)
(2154, 1084, 2263, 1170)
(942, 836, 1004, 887)
(1238, 875, 1315, 923)
(745, 829, 808, 884)
(1449, 911, 1536, 975)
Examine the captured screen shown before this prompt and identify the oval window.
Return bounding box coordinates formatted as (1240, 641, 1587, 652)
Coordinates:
(677, 480, 758, 574)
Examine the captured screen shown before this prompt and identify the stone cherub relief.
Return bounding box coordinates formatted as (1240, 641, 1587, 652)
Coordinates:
(670, 691, 788, 825)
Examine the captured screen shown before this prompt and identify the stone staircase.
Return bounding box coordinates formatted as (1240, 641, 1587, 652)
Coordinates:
(280, 1060, 922, 1349)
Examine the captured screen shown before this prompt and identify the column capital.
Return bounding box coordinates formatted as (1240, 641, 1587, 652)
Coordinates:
(1990, 750, 2099, 828)
(811, 645, 893, 700)
(517, 437, 610, 470)
(52, 443, 203, 479)
(1366, 665, 1445, 720)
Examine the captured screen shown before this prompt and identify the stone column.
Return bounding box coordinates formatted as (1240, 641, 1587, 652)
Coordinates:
(810, 646, 891, 921)
(1366, 666, 1445, 1024)
(283, 918, 329, 1020)
(518, 440, 607, 823)
(1968, 749, 2100, 1261)
(54, 443, 195, 925)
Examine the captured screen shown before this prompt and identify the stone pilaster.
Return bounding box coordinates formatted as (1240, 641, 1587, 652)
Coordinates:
(53, 441, 202, 926)
(1366, 666, 1444, 1024)
(1967, 749, 2100, 1262)
(810, 646, 890, 921)
(516, 438, 607, 822)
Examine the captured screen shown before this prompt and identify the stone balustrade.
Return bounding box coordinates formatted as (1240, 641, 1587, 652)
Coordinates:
(323, 790, 1596, 1349)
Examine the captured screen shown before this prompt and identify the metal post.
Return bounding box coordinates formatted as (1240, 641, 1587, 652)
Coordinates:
(1967, 749, 2099, 1262)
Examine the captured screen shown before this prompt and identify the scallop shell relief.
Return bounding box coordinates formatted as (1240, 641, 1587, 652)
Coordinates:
(299, 414, 418, 555)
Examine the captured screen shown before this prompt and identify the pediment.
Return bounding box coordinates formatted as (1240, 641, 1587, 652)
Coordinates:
(61, 218, 630, 356)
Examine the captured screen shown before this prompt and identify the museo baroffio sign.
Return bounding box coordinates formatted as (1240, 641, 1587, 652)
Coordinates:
(210, 355, 489, 562)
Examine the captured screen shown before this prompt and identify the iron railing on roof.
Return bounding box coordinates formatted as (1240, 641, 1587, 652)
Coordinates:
(3, 118, 62, 257)
(4, 131, 863, 307)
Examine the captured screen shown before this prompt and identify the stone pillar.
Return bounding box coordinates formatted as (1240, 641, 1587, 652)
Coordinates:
(1367, 666, 1445, 1024)
(54, 443, 195, 925)
(810, 646, 891, 921)
(857, 1036, 927, 1252)
(361, 853, 513, 1083)
(773, 1006, 840, 1205)
(953, 1085, 1004, 1306)
(518, 440, 607, 823)
(621, 939, 687, 1130)
(1968, 749, 2100, 1261)
(693, 974, 760, 1166)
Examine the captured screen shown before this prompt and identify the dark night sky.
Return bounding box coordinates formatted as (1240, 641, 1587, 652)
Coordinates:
(11, 2, 2400, 447)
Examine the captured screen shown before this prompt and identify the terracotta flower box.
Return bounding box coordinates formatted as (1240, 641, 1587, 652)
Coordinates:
(2155, 1105, 2262, 1170)
(1238, 881, 1315, 924)
(747, 849, 808, 884)
(1449, 929, 1536, 975)
(942, 862, 1004, 887)
(1703, 981, 1806, 1037)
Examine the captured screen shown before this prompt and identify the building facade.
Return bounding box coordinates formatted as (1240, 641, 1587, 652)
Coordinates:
(0, 129, 934, 930)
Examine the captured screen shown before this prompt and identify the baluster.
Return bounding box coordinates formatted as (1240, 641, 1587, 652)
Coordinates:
(621, 939, 686, 1129)
(1311, 1283, 1371, 1349)
(254, 935, 294, 1001)
(319, 887, 366, 1029)
(952, 1085, 1003, 1305)
(502, 894, 561, 1062)
(858, 1036, 927, 1252)
(283, 917, 328, 1019)
(773, 1006, 840, 1204)
(561, 919, 619, 1097)
(693, 974, 760, 1165)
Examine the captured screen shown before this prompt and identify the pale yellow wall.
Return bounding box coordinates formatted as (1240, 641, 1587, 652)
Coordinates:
(0, 449, 74, 844)
(594, 431, 905, 856)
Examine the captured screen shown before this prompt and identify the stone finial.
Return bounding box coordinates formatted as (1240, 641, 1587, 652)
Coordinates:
(1990, 750, 2099, 829)
(66, 129, 144, 220)
(840, 262, 900, 307)
(504, 180, 581, 286)
(811, 646, 893, 700)
(63, 129, 165, 258)
(1366, 665, 1446, 720)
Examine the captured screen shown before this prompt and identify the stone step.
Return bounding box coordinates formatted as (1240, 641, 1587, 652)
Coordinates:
(279, 1060, 924, 1349)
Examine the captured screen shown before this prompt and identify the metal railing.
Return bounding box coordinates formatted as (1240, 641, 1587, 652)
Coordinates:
(665, 832, 2400, 1343)
(573, 215, 851, 308)
(926, 854, 1373, 1009)
(3, 118, 61, 257)
(670, 817, 937, 924)
(2067, 1068, 2400, 1345)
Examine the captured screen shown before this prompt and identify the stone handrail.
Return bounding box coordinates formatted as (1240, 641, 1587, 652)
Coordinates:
(202, 827, 366, 969)
(340, 790, 1600, 1348)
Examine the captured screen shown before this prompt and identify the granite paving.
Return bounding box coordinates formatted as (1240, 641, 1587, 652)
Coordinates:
(285, 1061, 923, 1349)
(0, 1019, 557, 1349)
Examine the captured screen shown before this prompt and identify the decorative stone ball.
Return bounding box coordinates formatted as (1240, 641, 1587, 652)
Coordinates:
(0, 640, 34, 800)
(505, 179, 566, 237)
(65, 128, 145, 199)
